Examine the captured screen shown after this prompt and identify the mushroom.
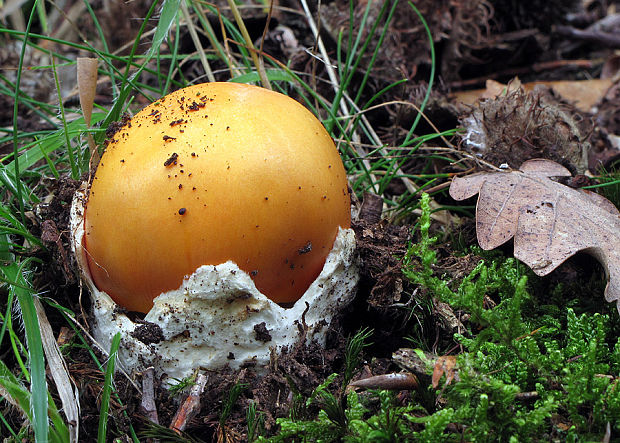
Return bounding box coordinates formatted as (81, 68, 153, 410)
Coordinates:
(84, 82, 351, 313)
(72, 82, 358, 379)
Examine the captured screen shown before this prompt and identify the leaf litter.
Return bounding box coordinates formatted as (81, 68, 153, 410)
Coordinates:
(450, 158, 620, 311)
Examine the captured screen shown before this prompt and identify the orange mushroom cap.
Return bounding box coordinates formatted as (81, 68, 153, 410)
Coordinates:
(84, 82, 351, 313)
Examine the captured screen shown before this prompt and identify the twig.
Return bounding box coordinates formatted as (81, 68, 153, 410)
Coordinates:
(349, 372, 419, 390)
(140, 367, 159, 425)
(514, 391, 539, 401)
(358, 192, 384, 223)
(555, 25, 620, 48)
(170, 372, 208, 433)
(447, 59, 597, 89)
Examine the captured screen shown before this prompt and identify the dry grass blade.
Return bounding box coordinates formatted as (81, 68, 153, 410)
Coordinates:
(225, 0, 270, 89)
(34, 298, 80, 442)
(181, 2, 215, 83)
(1, 0, 27, 30)
(0, 385, 21, 410)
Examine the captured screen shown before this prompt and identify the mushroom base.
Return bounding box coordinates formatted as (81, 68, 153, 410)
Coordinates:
(71, 187, 358, 381)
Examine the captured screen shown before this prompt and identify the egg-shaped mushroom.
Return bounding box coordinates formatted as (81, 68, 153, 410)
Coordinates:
(83, 82, 351, 313)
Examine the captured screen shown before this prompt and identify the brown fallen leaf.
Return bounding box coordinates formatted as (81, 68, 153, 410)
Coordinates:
(452, 77, 614, 112)
(431, 355, 458, 389)
(450, 159, 620, 312)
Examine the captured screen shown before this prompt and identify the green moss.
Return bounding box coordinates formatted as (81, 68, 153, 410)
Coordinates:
(263, 194, 620, 441)
(401, 194, 620, 440)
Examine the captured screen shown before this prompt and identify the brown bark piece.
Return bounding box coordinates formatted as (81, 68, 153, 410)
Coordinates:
(449, 159, 620, 312)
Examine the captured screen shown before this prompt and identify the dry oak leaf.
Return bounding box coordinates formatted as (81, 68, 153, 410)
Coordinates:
(431, 355, 458, 389)
(449, 159, 620, 312)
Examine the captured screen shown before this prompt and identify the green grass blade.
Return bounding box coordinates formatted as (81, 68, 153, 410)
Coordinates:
(51, 57, 79, 179)
(4, 117, 105, 178)
(11, 0, 41, 223)
(0, 357, 69, 442)
(35, 0, 47, 33)
(148, 0, 181, 60)
(0, 202, 41, 248)
(46, 392, 70, 442)
(96, 0, 166, 145)
(352, 0, 399, 105)
(0, 409, 19, 439)
(3, 260, 48, 443)
(191, 2, 234, 73)
(98, 332, 121, 443)
(7, 313, 30, 381)
(403, 2, 435, 144)
(162, 14, 182, 95)
(0, 359, 33, 421)
(230, 69, 294, 84)
(0, 167, 37, 207)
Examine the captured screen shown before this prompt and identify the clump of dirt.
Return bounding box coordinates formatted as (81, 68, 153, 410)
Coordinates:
(253, 322, 273, 343)
(132, 321, 165, 345)
(353, 217, 411, 309)
(35, 176, 82, 289)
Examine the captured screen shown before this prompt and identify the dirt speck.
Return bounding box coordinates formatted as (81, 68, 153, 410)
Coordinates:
(298, 241, 312, 255)
(132, 321, 164, 345)
(164, 152, 178, 167)
(253, 322, 272, 342)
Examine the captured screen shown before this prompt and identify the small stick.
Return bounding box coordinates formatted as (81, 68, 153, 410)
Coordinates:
(447, 59, 596, 89)
(349, 373, 419, 391)
(140, 367, 159, 425)
(555, 25, 620, 48)
(514, 391, 539, 401)
(170, 373, 208, 433)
